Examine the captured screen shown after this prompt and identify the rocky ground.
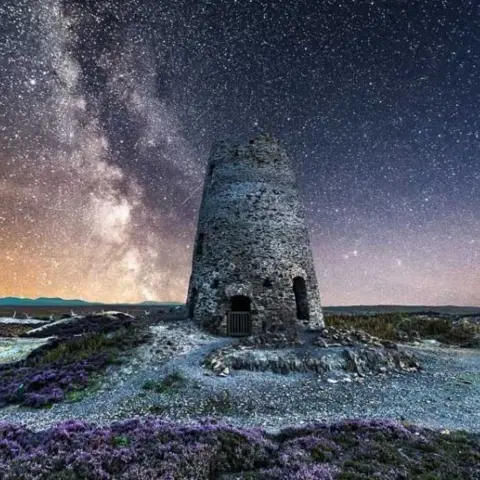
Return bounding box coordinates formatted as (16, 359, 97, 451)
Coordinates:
(1, 313, 479, 478)
(0, 316, 479, 437)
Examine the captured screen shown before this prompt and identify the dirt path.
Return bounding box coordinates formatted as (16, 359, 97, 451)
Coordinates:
(1, 321, 479, 434)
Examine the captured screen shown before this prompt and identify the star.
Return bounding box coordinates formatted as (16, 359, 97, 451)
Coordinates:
(0, 0, 477, 306)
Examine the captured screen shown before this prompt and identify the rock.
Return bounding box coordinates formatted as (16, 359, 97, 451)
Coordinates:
(212, 361, 224, 373)
(315, 338, 328, 348)
(317, 357, 331, 373)
(381, 340, 398, 349)
(202, 325, 422, 379)
(344, 348, 364, 376)
(293, 359, 303, 372)
(327, 378, 338, 384)
(305, 358, 316, 370)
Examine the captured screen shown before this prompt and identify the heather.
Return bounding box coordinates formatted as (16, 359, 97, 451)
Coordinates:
(0, 417, 479, 479)
(0, 316, 151, 408)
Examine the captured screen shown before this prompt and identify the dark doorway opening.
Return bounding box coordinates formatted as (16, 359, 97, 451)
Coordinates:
(188, 287, 198, 319)
(230, 295, 251, 312)
(293, 277, 309, 320)
(228, 295, 252, 336)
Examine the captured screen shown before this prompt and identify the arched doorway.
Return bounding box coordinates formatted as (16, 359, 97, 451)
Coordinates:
(228, 295, 252, 336)
(293, 277, 309, 320)
(230, 295, 251, 312)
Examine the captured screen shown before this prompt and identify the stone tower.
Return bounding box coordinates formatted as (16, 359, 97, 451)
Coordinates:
(186, 133, 324, 336)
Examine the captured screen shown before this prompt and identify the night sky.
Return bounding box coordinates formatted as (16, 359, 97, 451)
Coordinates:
(0, 0, 478, 305)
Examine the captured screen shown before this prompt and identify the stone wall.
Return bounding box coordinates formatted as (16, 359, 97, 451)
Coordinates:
(187, 133, 324, 335)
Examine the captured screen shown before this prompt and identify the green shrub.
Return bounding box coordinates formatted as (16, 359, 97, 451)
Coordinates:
(201, 390, 233, 415)
(142, 371, 186, 394)
(112, 435, 129, 447)
(29, 331, 124, 367)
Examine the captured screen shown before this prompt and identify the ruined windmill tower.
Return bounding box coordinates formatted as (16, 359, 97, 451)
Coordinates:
(186, 133, 324, 336)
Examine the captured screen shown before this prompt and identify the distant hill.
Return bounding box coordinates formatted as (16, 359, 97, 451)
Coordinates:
(0, 297, 184, 307)
(0, 297, 97, 306)
(0, 298, 477, 315)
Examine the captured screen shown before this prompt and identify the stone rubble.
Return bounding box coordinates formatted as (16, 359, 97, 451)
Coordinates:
(202, 327, 422, 379)
(1, 318, 479, 437)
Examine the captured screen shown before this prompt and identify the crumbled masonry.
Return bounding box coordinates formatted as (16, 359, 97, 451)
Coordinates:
(187, 133, 324, 335)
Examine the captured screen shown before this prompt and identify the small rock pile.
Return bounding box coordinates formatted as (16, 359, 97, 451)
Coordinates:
(313, 326, 400, 349)
(395, 330, 422, 342)
(203, 327, 421, 379)
(237, 330, 304, 349)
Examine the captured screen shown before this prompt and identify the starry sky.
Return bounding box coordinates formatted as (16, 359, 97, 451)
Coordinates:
(0, 0, 478, 306)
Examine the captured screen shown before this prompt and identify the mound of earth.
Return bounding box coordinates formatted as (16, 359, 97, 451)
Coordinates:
(203, 327, 421, 379)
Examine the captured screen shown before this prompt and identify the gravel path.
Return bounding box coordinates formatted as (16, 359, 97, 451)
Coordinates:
(1, 321, 479, 434)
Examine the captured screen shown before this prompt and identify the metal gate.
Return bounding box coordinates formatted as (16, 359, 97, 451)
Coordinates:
(227, 312, 252, 336)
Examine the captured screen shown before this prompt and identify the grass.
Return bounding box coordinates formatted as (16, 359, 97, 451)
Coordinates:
(65, 374, 105, 403)
(455, 373, 480, 385)
(142, 371, 187, 394)
(200, 389, 234, 415)
(147, 404, 168, 414)
(325, 313, 480, 345)
(28, 329, 129, 368)
(111, 435, 130, 447)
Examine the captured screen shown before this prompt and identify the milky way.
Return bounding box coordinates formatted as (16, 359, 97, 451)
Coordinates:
(0, 0, 478, 305)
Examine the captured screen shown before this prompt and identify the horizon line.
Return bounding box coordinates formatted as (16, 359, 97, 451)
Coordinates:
(0, 296, 479, 308)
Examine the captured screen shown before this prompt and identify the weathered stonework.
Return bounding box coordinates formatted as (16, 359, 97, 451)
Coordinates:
(186, 133, 324, 335)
